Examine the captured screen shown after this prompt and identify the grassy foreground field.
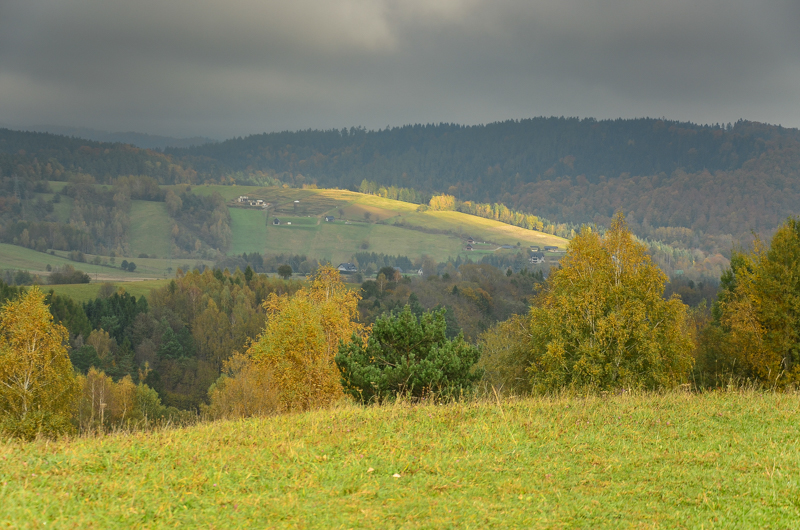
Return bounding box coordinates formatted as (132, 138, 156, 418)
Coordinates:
(2, 391, 799, 528)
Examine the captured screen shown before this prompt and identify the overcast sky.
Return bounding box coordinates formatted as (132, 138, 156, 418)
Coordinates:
(1, 0, 798, 139)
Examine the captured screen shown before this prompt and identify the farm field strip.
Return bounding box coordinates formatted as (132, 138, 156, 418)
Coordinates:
(0, 243, 211, 281)
(129, 201, 173, 259)
(46, 279, 171, 302)
(223, 186, 567, 263)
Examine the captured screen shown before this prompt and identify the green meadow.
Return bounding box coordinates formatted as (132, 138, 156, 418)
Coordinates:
(129, 201, 173, 259)
(23, 183, 566, 266)
(2, 390, 799, 528)
(44, 279, 171, 303)
(0, 244, 115, 276)
(225, 186, 567, 263)
(0, 243, 211, 285)
(18, 182, 567, 266)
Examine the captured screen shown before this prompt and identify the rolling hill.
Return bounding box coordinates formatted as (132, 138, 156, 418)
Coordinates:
(215, 186, 566, 264)
(2, 183, 566, 282)
(7, 116, 797, 277)
(3, 391, 799, 528)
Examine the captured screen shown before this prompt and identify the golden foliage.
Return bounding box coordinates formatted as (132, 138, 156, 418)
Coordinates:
(75, 368, 138, 432)
(246, 265, 364, 412)
(428, 194, 457, 211)
(478, 314, 533, 395)
(205, 352, 279, 420)
(527, 213, 693, 392)
(0, 287, 80, 439)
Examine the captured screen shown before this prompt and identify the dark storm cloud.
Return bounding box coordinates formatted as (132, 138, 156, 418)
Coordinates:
(1, 0, 798, 138)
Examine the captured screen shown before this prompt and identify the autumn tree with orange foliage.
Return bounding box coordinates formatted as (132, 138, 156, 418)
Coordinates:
(0, 287, 80, 439)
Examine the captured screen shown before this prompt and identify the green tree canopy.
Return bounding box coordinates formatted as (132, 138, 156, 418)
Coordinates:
(336, 305, 483, 403)
(710, 217, 800, 387)
(277, 264, 293, 280)
(526, 213, 693, 393)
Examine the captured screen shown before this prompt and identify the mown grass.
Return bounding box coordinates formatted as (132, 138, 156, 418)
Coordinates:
(229, 208, 269, 255)
(1, 390, 798, 528)
(129, 201, 173, 259)
(259, 217, 470, 264)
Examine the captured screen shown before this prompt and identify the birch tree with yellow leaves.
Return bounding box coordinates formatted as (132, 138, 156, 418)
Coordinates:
(0, 287, 80, 439)
(527, 213, 693, 393)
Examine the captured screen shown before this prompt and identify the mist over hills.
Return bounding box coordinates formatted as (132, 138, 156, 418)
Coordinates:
(2, 117, 799, 257)
(9, 124, 216, 150)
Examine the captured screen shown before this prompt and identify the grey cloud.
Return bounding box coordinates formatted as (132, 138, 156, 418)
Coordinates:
(1, 0, 798, 138)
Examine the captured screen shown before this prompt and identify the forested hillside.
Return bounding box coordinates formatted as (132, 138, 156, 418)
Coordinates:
(167, 118, 800, 253)
(3, 117, 799, 258)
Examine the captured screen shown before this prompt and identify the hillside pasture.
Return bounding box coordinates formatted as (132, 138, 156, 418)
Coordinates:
(46, 279, 171, 303)
(258, 218, 469, 264)
(129, 201, 173, 259)
(229, 208, 268, 255)
(46, 181, 68, 193)
(12, 183, 568, 270)
(220, 186, 568, 263)
(2, 391, 799, 528)
(0, 243, 210, 282)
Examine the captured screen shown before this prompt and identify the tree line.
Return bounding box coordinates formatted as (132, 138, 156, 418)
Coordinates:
(2, 214, 799, 440)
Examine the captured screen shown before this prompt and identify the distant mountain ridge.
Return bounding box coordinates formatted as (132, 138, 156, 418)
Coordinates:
(16, 125, 216, 150)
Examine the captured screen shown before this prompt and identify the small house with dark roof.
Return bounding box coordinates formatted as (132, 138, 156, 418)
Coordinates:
(325, 216, 335, 222)
(467, 236, 475, 244)
(529, 252, 545, 264)
(466, 244, 473, 251)
(544, 245, 558, 252)
(272, 218, 281, 225)
(337, 263, 358, 273)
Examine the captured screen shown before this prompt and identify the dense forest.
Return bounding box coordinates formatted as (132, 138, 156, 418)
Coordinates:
(166, 118, 799, 253)
(3, 118, 799, 258)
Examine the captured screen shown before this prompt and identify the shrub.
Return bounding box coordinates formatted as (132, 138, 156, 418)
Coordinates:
(336, 305, 483, 403)
(75, 368, 175, 432)
(48, 265, 90, 284)
(277, 264, 292, 279)
(478, 314, 533, 395)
